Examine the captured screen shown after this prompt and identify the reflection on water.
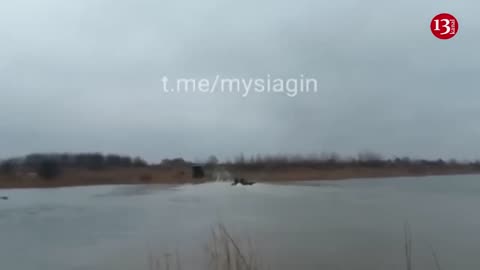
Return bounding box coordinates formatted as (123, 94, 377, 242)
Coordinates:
(1, 175, 480, 270)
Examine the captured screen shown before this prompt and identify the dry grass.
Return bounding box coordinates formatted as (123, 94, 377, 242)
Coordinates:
(145, 223, 449, 270)
(404, 222, 413, 270)
(1, 163, 480, 189)
(0, 166, 200, 189)
(403, 222, 447, 270)
(147, 224, 263, 270)
(206, 224, 262, 270)
(148, 251, 182, 270)
(230, 166, 480, 182)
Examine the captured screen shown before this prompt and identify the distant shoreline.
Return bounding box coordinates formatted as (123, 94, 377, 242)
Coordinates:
(1, 166, 479, 189)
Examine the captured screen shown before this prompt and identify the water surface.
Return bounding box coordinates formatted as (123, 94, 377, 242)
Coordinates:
(1, 175, 479, 270)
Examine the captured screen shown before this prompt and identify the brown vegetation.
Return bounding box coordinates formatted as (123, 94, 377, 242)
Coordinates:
(1, 152, 480, 189)
(0, 166, 197, 189)
(225, 153, 480, 182)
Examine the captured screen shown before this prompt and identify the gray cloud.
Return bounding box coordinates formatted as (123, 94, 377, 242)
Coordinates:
(0, 0, 479, 161)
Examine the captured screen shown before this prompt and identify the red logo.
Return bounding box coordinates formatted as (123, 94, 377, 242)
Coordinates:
(430, 13, 459, 40)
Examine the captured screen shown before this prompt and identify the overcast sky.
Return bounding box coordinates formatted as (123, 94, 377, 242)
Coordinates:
(0, 0, 479, 162)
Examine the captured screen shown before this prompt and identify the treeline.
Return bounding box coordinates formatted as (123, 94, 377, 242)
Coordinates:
(2, 151, 480, 180)
(0, 153, 149, 179)
(222, 152, 480, 169)
(22, 153, 148, 169)
(38, 153, 146, 168)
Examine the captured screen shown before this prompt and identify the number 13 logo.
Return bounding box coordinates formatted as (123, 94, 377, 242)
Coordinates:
(431, 13, 459, 40)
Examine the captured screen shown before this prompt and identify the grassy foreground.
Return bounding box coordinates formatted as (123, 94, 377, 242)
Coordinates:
(147, 224, 442, 270)
(148, 224, 262, 270)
